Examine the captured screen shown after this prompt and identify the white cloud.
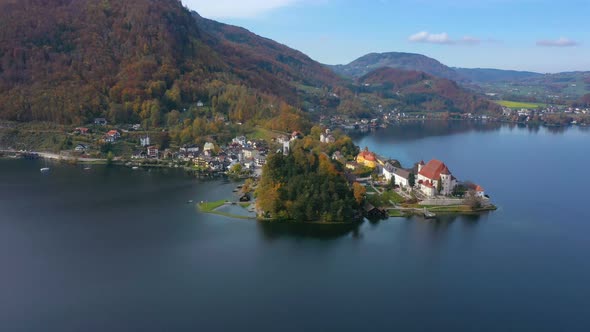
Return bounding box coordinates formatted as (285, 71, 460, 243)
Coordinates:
(409, 31, 452, 44)
(408, 31, 484, 45)
(536, 37, 578, 47)
(182, 0, 300, 19)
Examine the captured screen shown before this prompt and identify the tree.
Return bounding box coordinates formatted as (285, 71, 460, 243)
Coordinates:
(408, 173, 416, 187)
(389, 176, 395, 189)
(352, 182, 367, 205)
(437, 178, 442, 194)
(106, 151, 114, 166)
(464, 190, 483, 209)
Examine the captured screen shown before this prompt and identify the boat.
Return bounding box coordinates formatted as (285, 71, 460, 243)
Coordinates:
(40, 167, 50, 173)
(132, 166, 139, 170)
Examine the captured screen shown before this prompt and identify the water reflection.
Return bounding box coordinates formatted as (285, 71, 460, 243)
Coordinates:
(257, 221, 361, 240)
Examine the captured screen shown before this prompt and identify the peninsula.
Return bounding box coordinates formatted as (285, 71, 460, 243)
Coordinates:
(198, 127, 496, 223)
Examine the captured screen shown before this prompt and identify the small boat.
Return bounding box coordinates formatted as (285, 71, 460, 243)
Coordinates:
(84, 166, 92, 171)
(187, 200, 194, 204)
(40, 167, 50, 173)
(132, 166, 139, 170)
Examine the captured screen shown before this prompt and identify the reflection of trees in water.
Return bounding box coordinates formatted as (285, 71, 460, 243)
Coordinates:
(257, 221, 361, 240)
(257, 213, 487, 241)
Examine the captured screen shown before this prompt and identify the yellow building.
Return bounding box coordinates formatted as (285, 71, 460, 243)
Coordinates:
(356, 149, 377, 168)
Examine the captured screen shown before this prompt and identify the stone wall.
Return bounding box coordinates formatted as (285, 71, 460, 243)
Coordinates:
(419, 198, 465, 206)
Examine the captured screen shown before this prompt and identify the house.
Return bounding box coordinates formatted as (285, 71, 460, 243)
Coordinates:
(132, 151, 147, 159)
(417, 160, 457, 197)
(282, 140, 290, 156)
(291, 131, 302, 140)
(75, 127, 89, 135)
(255, 156, 266, 167)
(382, 162, 410, 188)
(94, 118, 108, 126)
(147, 146, 159, 159)
(232, 136, 247, 146)
(197, 101, 204, 107)
(131, 124, 142, 131)
(203, 142, 215, 152)
(105, 130, 120, 143)
(356, 148, 377, 168)
(140, 136, 150, 147)
(332, 151, 344, 163)
(74, 144, 87, 153)
(180, 145, 199, 154)
(363, 202, 387, 219)
(466, 183, 486, 198)
(242, 148, 259, 160)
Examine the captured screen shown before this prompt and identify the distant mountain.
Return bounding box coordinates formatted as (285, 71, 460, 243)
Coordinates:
(358, 67, 501, 114)
(329, 52, 461, 81)
(454, 68, 542, 83)
(329, 52, 546, 83)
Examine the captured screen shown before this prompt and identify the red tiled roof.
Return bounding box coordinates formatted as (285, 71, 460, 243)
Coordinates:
(107, 130, 119, 136)
(418, 159, 452, 181)
(467, 183, 485, 192)
(358, 150, 376, 161)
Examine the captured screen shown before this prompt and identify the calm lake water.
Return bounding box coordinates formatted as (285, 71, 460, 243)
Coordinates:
(1, 121, 589, 332)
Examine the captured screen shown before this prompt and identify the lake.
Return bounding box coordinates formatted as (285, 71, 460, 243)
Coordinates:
(1, 121, 589, 332)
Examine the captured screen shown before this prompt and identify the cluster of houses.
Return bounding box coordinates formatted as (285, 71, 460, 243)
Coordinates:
(341, 147, 485, 198)
(129, 135, 272, 174)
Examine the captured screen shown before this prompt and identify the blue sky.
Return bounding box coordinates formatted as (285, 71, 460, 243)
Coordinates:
(183, 0, 590, 73)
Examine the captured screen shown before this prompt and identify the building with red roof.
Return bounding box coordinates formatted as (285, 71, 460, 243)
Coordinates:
(417, 159, 457, 197)
(356, 148, 377, 168)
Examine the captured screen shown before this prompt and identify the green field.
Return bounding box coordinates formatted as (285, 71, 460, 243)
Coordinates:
(496, 100, 546, 109)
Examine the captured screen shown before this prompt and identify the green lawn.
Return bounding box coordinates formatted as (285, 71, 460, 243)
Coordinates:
(496, 100, 545, 109)
(198, 200, 227, 212)
(388, 209, 406, 217)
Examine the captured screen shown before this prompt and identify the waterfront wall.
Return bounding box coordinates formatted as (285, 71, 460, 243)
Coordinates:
(419, 198, 465, 206)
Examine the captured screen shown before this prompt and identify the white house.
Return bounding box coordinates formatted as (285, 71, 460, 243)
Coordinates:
(382, 162, 410, 188)
(140, 136, 150, 147)
(417, 160, 457, 197)
(232, 136, 247, 146)
(74, 144, 87, 153)
(105, 130, 120, 143)
(242, 148, 259, 160)
(467, 183, 486, 198)
(203, 142, 215, 152)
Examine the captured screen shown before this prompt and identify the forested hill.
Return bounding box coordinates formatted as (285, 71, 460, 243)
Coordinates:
(330, 52, 461, 81)
(0, 0, 228, 123)
(359, 67, 501, 114)
(192, 12, 342, 101)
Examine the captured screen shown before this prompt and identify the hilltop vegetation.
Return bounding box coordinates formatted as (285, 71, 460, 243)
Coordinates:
(357, 68, 501, 114)
(256, 141, 361, 223)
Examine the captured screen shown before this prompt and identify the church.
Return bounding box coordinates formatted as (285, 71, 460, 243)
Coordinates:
(417, 160, 457, 197)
